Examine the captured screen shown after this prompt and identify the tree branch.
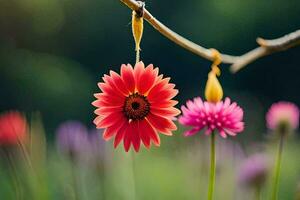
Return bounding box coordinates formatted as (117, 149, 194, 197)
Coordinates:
(120, 0, 300, 73)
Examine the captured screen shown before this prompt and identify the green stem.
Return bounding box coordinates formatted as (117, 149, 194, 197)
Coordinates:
(207, 132, 216, 200)
(130, 150, 137, 200)
(4, 149, 23, 200)
(71, 164, 79, 200)
(271, 135, 284, 200)
(255, 186, 261, 200)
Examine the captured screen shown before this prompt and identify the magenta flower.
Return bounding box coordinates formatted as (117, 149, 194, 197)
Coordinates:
(266, 101, 299, 131)
(238, 154, 269, 188)
(179, 97, 244, 138)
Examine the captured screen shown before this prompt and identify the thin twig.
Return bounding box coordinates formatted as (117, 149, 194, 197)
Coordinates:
(120, 0, 300, 73)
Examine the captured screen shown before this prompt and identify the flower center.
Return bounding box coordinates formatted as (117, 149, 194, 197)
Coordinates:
(123, 93, 150, 120)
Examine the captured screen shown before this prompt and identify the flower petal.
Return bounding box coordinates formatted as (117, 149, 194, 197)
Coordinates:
(121, 64, 135, 93)
(110, 71, 130, 95)
(131, 121, 141, 152)
(103, 117, 126, 141)
(137, 64, 157, 95)
(147, 113, 177, 135)
(150, 107, 181, 118)
(138, 120, 151, 148)
(114, 122, 128, 148)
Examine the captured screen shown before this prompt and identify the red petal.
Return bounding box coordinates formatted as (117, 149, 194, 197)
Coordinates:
(147, 113, 177, 135)
(103, 74, 126, 97)
(148, 78, 170, 98)
(143, 119, 160, 146)
(121, 64, 135, 93)
(138, 120, 151, 148)
(114, 122, 128, 148)
(94, 106, 122, 115)
(134, 61, 145, 81)
(151, 100, 178, 109)
(93, 116, 102, 125)
(123, 125, 132, 152)
(148, 88, 178, 103)
(110, 71, 130, 96)
(150, 107, 181, 118)
(131, 121, 141, 152)
(97, 83, 124, 99)
(96, 112, 123, 128)
(92, 93, 124, 107)
(138, 65, 157, 95)
(103, 118, 126, 140)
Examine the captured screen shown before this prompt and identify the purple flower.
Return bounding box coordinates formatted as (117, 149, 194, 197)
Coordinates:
(56, 121, 90, 161)
(238, 154, 269, 188)
(56, 121, 106, 166)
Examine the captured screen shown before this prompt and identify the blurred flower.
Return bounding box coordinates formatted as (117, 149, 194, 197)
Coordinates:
(56, 121, 107, 167)
(0, 111, 27, 146)
(86, 130, 106, 169)
(179, 97, 244, 138)
(56, 121, 89, 160)
(92, 62, 180, 152)
(266, 101, 299, 134)
(238, 154, 269, 188)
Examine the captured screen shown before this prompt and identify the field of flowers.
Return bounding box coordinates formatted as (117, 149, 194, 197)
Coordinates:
(0, 0, 300, 200)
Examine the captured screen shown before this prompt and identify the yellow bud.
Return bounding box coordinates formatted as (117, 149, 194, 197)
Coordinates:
(132, 10, 144, 52)
(205, 71, 223, 103)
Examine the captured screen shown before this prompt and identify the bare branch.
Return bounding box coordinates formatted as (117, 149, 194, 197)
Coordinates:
(120, 0, 300, 73)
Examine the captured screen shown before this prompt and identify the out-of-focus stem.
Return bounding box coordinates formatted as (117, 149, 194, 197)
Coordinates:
(130, 150, 137, 200)
(207, 132, 216, 200)
(4, 149, 23, 200)
(271, 135, 284, 200)
(255, 185, 261, 200)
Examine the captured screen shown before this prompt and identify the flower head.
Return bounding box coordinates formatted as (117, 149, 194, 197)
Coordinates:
(179, 97, 244, 138)
(238, 154, 269, 188)
(0, 111, 27, 146)
(92, 62, 180, 152)
(56, 121, 107, 167)
(266, 101, 299, 133)
(56, 121, 90, 159)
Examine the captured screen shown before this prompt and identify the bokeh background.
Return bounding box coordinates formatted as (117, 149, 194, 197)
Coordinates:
(0, 0, 299, 199)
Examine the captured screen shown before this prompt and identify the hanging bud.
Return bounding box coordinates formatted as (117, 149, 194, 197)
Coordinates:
(205, 70, 223, 103)
(132, 9, 144, 52)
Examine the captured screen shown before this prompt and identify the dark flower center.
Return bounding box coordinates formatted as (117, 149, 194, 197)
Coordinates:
(123, 93, 150, 120)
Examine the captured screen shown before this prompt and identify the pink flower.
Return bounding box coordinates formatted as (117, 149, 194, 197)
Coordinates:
(178, 97, 244, 138)
(266, 101, 299, 131)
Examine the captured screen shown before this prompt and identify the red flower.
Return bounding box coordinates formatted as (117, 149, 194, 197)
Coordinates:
(0, 111, 27, 146)
(92, 62, 180, 152)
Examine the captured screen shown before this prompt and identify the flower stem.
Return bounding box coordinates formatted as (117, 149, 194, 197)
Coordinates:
(255, 186, 261, 200)
(271, 135, 284, 200)
(130, 150, 137, 200)
(135, 49, 140, 64)
(3, 148, 23, 200)
(207, 132, 216, 200)
(71, 164, 80, 200)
